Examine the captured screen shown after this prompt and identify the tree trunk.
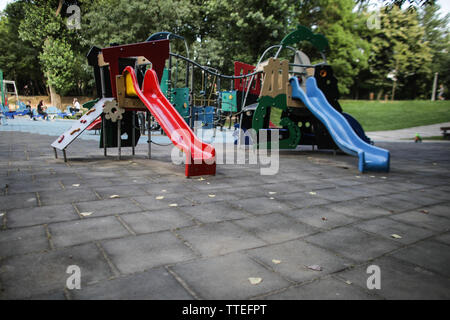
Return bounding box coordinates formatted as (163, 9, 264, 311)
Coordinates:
(376, 89, 383, 100)
(49, 83, 62, 109)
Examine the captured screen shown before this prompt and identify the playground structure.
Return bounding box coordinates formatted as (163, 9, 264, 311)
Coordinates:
(0, 69, 21, 121)
(51, 25, 390, 175)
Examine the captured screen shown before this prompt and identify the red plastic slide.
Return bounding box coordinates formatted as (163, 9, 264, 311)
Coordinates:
(123, 66, 216, 177)
(86, 116, 101, 131)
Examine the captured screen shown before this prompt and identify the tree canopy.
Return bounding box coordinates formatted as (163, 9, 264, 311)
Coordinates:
(0, 0, 448, 101)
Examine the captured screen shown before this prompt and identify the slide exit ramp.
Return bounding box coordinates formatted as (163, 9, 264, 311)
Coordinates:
(290, 76, 389, 172)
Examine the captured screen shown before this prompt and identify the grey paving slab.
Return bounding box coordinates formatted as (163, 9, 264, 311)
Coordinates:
(100, 231, 196, 274)
(0, 225, 49, 258)
(171, 252, 290, 299)
(6, 204, 79, 228)
(232, 196, 292, 215)
(49, 216, 130, 248)
(120, 209, 196, 234)
(247, 239, 353, 283)
(0, 243, 112, 299)
(388, 240, 450, 277)
(0, 193, 38, 210)
(233, 213, 318, 243)
(272, 192, 331, 208)
(132, 194, 193, 211)
(93, 185, 149, 199)
(353, 217, 435, 245)
(336, 256, 450, 299)
(177, 201, 250, 224)
(434, 232, 450, 245)
(262, 277, 380, 300)
(74, 198, 143, 218)
(390, 210, 450, 232)
(416, 203, 450, 219)
(305, 226, 401, 262)
(364, 195, 422, 213)
(314, 188, 363, 202)
(5, 181, 63, 195)
(176, 221, 266, 257)
(284, 206, 358, 229)
(38, 189, 99, 206)
(325, 200, 392, 219)
(72, 267, 193, 300)
(388, 191, 444, 207)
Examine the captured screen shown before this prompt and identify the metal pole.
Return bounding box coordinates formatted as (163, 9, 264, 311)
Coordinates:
(148, 112, 151, 159)
(132, 111, 136, 156)
(102, 114, 107, 156)
(117, 119, 121, 160)
(431, 72, 438, 101)
(53, 147, 58, 159)
(63, 149, 67, 162)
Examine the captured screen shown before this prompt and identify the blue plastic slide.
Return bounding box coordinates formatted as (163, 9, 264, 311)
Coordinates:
(290, 76, 390, 172)
(342, 112, 372, 145)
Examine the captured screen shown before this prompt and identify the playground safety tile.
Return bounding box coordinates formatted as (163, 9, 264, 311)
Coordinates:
(233, 213, 318, 244)
(434, 232, 450, 245)
(170, 252, 290, 299)
(418, 203, 450, 219)
(4, 180, 63, 195)
(49, 216, 131, 248)
(177, 201, 250, 224)
(313, 188, 363, 202)
(0, 225, 49, 258)
(272, 192, 331, 209)
(388, 240, 450, 277)
(185, 191, 240, 205)
(353, 217, 434, 245)
(132, 194, 193, 210)
(223, 186, 269, 199)
(387, 191, 444, 206)
(246, 239, 353, 283)
(100, 231, 197, 274)
(29, 290, 67, 300)
(6, 204, 79, 228)
(71, 267, 193, 300)
(93, 185, 149, 199)
(142, 182, 198, 195)
(38, 189, 99, 206)
(0, 243, 113, 299)
(176, 221, 266, 258)
(363, 195, 422, 213)
(336, 256, 450, 299)
(283, 206, 358, 230)
(74, 198, 143, 217)
(120, 208, 196, 234)
(259, 182, 307, 195)
(78, 170, 120, 179)
(389, 210, 450, 232)
(63, 177, 115, 189)
(231, 196, 292, 215)
(325, 200, 391, 219)
(260, 277, 379, 300)
(0, 193, 38, 211)
(305, 226, 401, 263)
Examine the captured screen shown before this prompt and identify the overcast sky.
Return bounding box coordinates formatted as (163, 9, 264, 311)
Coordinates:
(1, 0, 449, 21)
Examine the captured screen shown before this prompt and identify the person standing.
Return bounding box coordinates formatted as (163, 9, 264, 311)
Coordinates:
(438, 84, 445, 100)
(25, 100, 33, 119)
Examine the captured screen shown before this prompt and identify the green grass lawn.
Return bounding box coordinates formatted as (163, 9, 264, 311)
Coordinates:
(341, 100, 450, 131)
(267, 100, 450, 132)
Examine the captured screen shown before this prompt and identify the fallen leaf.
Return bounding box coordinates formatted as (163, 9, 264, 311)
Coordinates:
(309, 191, 317, 195)
(72, 184, 80, 187)
(110, 195, 120, 199)
(269, 197, 275, 200)
(80, 212, 93, 217)
(306, 264, 322, 271)
(420, 209, 429, 214)
(391, 234, 402, 239)
(381, 176, 387, 179)
(248, 277, 262, 285)
(321, 217, 328, 221)
(0, 213, 4, 217)
(345, 280, 352, 285)
(198, 177, 205, 181)
(156, 196, 165, 200)
(169, 203, 178, 207)
(161, 189, 167, 193)
(268, 192, 277, 195)
(208, 194, 216, 198)
(355, 176, 361, 178)
(206, 182, 210, 185)
(272, 259, 281, 264)
(370, 175, 375, 178)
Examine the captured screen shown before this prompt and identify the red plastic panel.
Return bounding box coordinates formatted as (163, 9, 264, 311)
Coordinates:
(234, 61, 261, 95)
(102, 40, 170, 98)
